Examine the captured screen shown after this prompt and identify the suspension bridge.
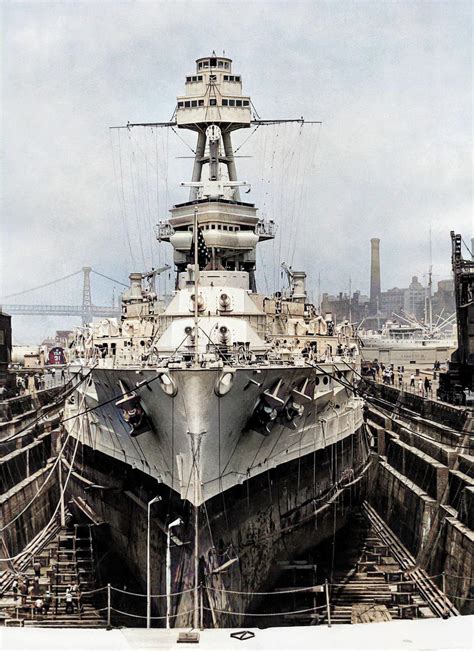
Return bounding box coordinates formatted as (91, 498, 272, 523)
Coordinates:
(1, 267, 127, 323)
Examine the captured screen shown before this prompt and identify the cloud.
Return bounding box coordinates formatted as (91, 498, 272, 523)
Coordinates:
(1, 0, 472, 342)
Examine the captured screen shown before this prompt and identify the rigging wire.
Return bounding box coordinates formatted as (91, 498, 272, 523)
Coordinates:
(290, 122, 322, 267)
(127, 132, 147, 268)
(116, 130, 136, 268)
(170, 126, 196, 155)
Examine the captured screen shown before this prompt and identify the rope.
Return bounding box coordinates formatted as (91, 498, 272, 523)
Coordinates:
(0, 369, 90, 445)
(203, 604, 327, 617)
(0, 422, 81, 560)
(59, 369, 164, 425)
(1, 423, 76, 531)
(110, 585, 194, 598)
(207, 585, 324, 596)
(309, 361, 474, 448)
(110, 606, 195, 619)
(81, 586, 107, 596)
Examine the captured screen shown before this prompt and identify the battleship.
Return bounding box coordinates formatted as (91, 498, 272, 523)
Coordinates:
(62, 53, 371, 626)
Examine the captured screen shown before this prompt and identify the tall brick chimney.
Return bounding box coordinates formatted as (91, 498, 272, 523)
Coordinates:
(370, 238, 381, 311)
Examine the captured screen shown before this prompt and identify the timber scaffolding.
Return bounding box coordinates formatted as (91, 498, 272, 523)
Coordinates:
(363, 380, 473, 615)
(0, 373, 472, 628)
(242, 504, 453, 627)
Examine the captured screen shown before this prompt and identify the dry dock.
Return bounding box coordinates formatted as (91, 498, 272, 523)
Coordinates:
(1, 376, 473, 636)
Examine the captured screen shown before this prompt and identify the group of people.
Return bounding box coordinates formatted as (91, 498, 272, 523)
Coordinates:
(367, 362, 404, 386)
(11, 557, 81, 618)
(409, 373, 433, 397)
(365, 360, 435, 398)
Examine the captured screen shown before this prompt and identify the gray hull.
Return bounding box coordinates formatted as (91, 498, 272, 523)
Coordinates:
(68, 363, 364, 504)
(65, 362, 369, 625)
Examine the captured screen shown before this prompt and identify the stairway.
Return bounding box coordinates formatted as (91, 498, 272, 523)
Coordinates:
(325, 511, 436, 624)
(1, 523, 105, 628)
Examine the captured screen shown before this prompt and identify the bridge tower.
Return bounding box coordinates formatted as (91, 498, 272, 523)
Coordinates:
(82, 266, 93, 324)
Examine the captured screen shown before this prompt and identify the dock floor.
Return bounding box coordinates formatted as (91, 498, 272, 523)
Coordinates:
(1, 616, 473, 650)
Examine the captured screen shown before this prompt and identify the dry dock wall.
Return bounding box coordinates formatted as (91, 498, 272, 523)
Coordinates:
(0, 422, 62, 569)
(0, 462, 60, 563)
(366, 386, 473, 614)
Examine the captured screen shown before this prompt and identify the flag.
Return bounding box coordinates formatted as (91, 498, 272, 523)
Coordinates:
(191, 226, 211, 269)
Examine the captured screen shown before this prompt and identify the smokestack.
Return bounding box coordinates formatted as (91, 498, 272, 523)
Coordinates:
(370, 238, 381, 310)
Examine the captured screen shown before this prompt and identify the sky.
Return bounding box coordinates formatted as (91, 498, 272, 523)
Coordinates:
(1, 0, 472, 343)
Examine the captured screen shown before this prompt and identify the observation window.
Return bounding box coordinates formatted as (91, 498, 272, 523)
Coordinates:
(184, 101, 191, 108)
(236, 100, 242, 107)
(210, 57, 217, 67)
(243, 100, 249, 106)
(198, 99, 204, 106)
(209, 98, 217, 106)
(228, 99, 235, 107)
(222, 99, 228, 106)
(177, 102, 184, 108)
(209, 74, 217, 81)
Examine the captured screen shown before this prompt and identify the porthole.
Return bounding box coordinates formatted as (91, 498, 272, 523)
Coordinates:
(323, 376, 329, 385)
(214, 370, 235, 397)
(158, 372, 178, 397)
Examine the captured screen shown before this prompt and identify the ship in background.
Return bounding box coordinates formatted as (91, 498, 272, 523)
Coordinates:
(64, 53, 370, 626)
(358, 316, 456, 368)
(358, 238, 456, 368)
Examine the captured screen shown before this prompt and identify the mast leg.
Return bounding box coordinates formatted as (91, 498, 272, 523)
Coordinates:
(190, 132, 206, 201)
(222, 131, 240, 201)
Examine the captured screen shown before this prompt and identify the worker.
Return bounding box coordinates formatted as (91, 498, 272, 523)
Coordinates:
(33, 560, 41, 578)
(418, 378, 424, 396)
(65, 588, 74, 614)
(424, 376, 431, 395)
(12, 577, 18, 601)
(43, 590, 52, 615)
(34, 597, 44, 616)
